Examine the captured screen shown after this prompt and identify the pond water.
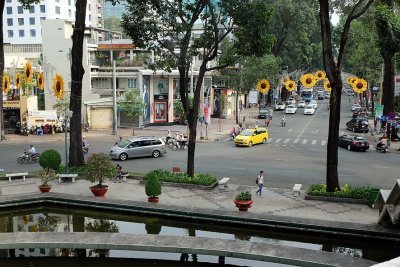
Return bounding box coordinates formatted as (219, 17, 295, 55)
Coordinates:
(0, 206, 398, 267)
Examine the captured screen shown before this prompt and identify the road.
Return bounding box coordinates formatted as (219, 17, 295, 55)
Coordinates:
(0, 96, 398, 189)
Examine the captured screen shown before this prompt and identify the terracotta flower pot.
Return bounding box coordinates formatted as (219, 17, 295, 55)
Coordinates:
(38, 185, 51, 193)
(148, 197, 159, 203)
(234, 200, 253, 212)
(90, 185, 108, 197)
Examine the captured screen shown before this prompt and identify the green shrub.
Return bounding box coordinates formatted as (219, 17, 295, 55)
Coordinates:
(235, 191, 252, 201)
(84, 153, 116, 187)
(307, 183, 378, 199)
(143, 169, 217, 186)
(145, 171, 162, 197)
(58, 165, 86, 176)
(39, 149, 62, 171)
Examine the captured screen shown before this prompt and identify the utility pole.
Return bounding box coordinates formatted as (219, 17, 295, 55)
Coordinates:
(112, 60, 117, 135)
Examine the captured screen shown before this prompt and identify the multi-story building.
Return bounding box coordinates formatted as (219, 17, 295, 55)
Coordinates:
(3, 0, 104, 45)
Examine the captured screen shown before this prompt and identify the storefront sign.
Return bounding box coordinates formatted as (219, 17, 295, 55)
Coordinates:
(154, 95, 168, 100)
(3, 101, 20, 109)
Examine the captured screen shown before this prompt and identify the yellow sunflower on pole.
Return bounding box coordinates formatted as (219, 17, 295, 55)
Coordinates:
(37, 72, 45, 90)
(300, 73, 317, 88)
(24, 63, 33, 83)
(52, 73, 65, 99)
(315, 70, 326, 80)
(3, 74, 10, 94)
(324, 81, 331, 92)
(285, 80, 297, 92)
(257, 79, 270, 94)
(346, 76, 357, 85)
(352, 78, 367, 94)
(16, 73, 22, 89)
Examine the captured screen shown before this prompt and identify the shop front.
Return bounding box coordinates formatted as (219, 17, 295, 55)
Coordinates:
(2, 96, 35, 133)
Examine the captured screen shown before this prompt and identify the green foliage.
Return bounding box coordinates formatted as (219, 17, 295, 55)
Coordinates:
(307, 183, 378, 200)
(374, 4, 400, 54)
(58, 165, 86, 176)
(37, 168, 58, 187)
(84, 153, 116, 187)
(85, 219, 119, 233)
(145, 171, 162, 198)
(118, 89, 145, 118)
(394, 95, 400, 112)
(235, 191, 252, 201)
(144, 169, 217, 186)
(39, 149, 62, 171)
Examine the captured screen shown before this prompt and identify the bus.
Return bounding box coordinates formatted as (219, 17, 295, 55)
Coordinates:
(301, 91, 313, 102)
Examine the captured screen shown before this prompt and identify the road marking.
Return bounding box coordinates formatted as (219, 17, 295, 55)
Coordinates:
(283, 138, 291, 144)
(311, 130, 319, 134)
(267, 138, 273, 143)
(293, 139, 299, 144)
(223, 138, 230, 142)
(288, 129, 293, 132)
(302, 139, 307, 144)
(321, 141, 326, 146)
(311, 140, 317, 145)
(232, 156, 245, 159)
(293, 111, 318, 143)
(275, 138, 281, 143)
(339, 174, 353, 177)
(372, 165, 390, 169)
(282, 170, 298, 173)
(232, 167, 247, 170)
(275, 158, 289, 161)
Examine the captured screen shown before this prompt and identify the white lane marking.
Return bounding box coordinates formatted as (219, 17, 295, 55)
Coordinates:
(321, 141, 326, 146)
(282, 170, 298, 173)
(293, 139, 299, 144)
(372, 165, 390, 169)
(232, 167, 247, 169)
(275, 159, 289, 161)
(275, 138, 281, 143)
(232, 156, 245, 159)
(267, 138, 273, 143)
(293, 112, 318, 143)
(311, 140, 317, 145)
(288, 129, 293, 132)
(224, 138, 230, 142)
(311, 130, 319, 134)
(283, 138, 291, 144)
(339, 174, 353, 177)
(302, 139, 307, 144)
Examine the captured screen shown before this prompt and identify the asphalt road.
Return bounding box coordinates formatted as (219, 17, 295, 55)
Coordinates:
(0, 96, 398, 189)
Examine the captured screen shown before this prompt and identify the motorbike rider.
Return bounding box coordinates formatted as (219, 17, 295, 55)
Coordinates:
(377, 136, 387, 150)
(166, 130, 172, 143)
(281, 116, 286, 127)
(27, 144, 36, 160)
(82, 137, 89, 152)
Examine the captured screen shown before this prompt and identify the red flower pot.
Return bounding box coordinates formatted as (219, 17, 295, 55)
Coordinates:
(39, 185, 51, 193)
(234, 200, 253, 212)
(90, 186, 108, 197)
(148, 197, 159, 203)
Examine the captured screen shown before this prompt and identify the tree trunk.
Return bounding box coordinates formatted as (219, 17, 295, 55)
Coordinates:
(68, 0, 87, 167)
(0, 1, 5, 141)
(382, 50, 395, 115)
(371, 81, 375, 115)
(132, 120, 135, 136)
(235, 91, 239, 124)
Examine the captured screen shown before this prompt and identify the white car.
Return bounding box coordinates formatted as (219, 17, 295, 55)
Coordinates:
(351, 104, 361, 111)
(304, 105, 315, 115)
(275, 102, 286, 110)
(285, 104, 297, 114)
(297, 100, 306, 108)
(309, 100, 318, 109)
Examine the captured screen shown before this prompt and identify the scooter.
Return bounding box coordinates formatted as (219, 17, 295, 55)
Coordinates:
(172, 140, 187, 151)
(83, 144, 89, 154)
(17, 150, 40, 164)
(376, 144, 388, 153)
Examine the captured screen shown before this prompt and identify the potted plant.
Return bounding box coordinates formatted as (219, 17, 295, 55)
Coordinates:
(37, 168, 58, 193)
(145, 172, 162, 203)
(84, 153, 116, 197)
(234, 191, 253, 212)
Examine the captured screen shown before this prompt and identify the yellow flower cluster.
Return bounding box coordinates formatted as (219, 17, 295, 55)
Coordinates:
(256, 79, 270, 94)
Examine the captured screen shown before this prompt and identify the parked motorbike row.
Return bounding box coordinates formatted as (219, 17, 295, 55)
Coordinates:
(162, 135, 188, 151)
(14, 122, 69, 136)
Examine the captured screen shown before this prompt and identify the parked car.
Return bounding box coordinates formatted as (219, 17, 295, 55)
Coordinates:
(303, 105, 315, 115)
(109, 136, 167, 161)
(274, 102, 286, 111)
(234, 128, 269, 147)
(351, 104, 361, 111)
(309, 100, 318, 109)
(352, 107, 368, 118)
(258, 108, 273, 119)
(285, 104, 297, 114)
(338, 135, 370, 151)
(346, 118, 369, 133)
(297, 100, 306, 108)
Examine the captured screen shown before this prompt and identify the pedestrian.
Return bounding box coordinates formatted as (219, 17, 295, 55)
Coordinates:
(116, 164, 123, 182)
(256, 170, 264, 196)
(199, 116, 204, 126)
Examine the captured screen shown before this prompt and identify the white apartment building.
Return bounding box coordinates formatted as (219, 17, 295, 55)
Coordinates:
(3, 0, 103, 45)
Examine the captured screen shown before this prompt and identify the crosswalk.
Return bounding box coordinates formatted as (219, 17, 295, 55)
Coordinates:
(267, 137, 326, 146)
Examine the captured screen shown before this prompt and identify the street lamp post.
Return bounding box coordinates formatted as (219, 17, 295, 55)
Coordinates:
(57, 110, 73, 174)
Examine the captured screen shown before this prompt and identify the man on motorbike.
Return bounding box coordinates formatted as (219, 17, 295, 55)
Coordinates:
(27, 144, 36, 160)
(377, 137, 387, 150)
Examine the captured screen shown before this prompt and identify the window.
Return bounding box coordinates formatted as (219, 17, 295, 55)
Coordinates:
(6, 0, 12, 2)
(88, 15, 91, 21)
(152, 140, 162, 145)
(55, 6, 60, 14)
(7, 30, 14, 38)
(127, 142, 139, 148)
(30, 29, 36, 37)
(68, 0, 71, 5)
(40, 17, 46, 21)
(29, 5, 35, 13)
(88, 4, 91, 11)
(7, 19, 13, 26)
(6, 7, 12, 14)
(29, 17, 35, 25)
(19, 30, 25, 37)
(139, 140, 152, 147)
(68, 9, 71, 17)
(17, 6, 23, 14)
(18, 18, 24, 26)
(128, 79, 137, 89)
(40, 5, 45, 13)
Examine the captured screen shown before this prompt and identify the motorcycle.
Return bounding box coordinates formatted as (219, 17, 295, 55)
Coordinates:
(172, 140, 187, 151)
(376, 144, 388, 153)
(17, 150, 40, 164)
(83, 144, 89, 154)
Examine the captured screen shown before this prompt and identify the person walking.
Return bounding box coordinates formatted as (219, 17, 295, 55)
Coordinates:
(256, 170, 264, 196)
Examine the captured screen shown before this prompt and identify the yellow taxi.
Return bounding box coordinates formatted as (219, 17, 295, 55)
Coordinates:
(233, 127, 269, 147)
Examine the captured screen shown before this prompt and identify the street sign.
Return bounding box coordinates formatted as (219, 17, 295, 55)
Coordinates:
(375, 105, 384, 117)
(388, 112, 396, 120)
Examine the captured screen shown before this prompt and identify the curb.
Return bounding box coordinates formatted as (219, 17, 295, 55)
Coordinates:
(304, 195, 369, 205)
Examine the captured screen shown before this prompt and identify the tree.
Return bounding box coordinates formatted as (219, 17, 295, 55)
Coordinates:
(118, 89, 145, 136)
(116, 0, 274, 176)
(104, 16, 123, 34)
(319, 0, 374, 192)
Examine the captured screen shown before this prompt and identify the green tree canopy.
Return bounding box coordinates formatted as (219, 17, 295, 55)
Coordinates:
(118, 89, 145, 136)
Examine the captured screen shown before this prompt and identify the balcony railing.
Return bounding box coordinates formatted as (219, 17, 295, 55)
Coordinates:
(90, 59, 146, 68)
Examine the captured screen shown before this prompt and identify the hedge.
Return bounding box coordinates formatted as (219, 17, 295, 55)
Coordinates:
(144, 169, 217, 186)
(307, 183, 378, 199)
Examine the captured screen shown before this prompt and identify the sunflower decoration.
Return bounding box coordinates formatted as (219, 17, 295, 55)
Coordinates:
(346, 76, 357, 85)
(2, 74, 10, 94)
(37, 72, 45, 90)
(352, 78, 367, 94)
(285, 80, 297, 92)
(300, 73, 317, 89)
(324, 81, 331, 92)
(315, 70, 326, 80)
(52, 73, 65, 99)
(256, 79, 270, 94)
(24, 62, 33, 83)
(16, 73, 22, 89)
